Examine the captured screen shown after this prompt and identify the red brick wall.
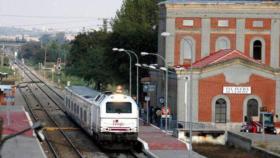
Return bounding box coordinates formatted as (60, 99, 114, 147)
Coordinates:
(244, 34, 271, 65)
(210, 34, 236, 53)
(198, 73, 275, 122)
(245, 18, 271, 30)
(176, 17, 201, 29)
(211, 18, 236, 29)
(174, 33, 201, 66)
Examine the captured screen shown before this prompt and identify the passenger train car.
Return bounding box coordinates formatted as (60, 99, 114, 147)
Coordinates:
(64, 86, 139, 149)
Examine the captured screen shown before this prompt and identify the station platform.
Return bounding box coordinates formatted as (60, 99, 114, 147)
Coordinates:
(138, 119, 205, 158)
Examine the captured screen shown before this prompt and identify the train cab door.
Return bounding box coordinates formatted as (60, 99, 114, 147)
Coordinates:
(91, 105, 100, 133)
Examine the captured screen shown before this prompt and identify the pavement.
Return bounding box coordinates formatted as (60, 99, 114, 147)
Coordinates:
(0, 106, 46, 158)
(0, 69, 47, 158)
(234, 131, 280, 154)
(138, 119, 206, 158)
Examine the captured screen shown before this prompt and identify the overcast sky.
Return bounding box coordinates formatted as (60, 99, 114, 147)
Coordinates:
(0, 0, 123, 31)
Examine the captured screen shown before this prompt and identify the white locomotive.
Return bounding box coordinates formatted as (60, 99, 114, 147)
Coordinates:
(64, 86, 139, 149)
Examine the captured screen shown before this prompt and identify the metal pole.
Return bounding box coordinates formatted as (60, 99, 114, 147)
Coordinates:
(129, 55, 131, 96)
(113, 48, 132, 96)
(140, 52, 168, 131)
(165, 61, 168, 132)
(146, 97, 149, 124)
(126, 50, 139, 105)
(149, 54, 168, 132)
(44, 47, 47, 66)
(188, 44, 193, 158)
(123, 51, 132, 96)
(262, 113, 265, 141)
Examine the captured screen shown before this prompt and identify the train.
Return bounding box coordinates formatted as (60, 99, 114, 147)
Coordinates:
(64, 86, 139, 149)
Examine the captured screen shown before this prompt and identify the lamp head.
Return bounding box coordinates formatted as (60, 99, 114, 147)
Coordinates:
(118, 48, 125, 52)
(112, 48, 119, 51)
(135, 63, 141, 67)
(160, 67, 168, 71)
(149, 65, 156, 69)
(142, 63, 148, 67)
(161, 32, 171, 37)
(141, 52, 149, 56)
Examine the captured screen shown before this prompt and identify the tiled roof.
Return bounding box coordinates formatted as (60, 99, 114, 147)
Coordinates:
(188, 49, 262, 68)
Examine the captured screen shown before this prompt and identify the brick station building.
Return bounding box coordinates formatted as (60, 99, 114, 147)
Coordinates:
(153, 0, 280, 128)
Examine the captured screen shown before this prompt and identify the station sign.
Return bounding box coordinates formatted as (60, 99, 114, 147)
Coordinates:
(143, 85, 156, 92)
(145, 96, 150, 101)
(223, 86, 251, 94)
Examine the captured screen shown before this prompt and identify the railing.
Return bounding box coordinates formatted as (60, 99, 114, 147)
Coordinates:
(170, 120, 218, 130)
(139, 111, 221, 131)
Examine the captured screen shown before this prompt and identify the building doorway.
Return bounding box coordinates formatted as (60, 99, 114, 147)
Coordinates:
(247, 99, 259, 119)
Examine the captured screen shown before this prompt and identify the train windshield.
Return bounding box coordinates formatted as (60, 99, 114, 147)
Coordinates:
(106, 102, 132, 113)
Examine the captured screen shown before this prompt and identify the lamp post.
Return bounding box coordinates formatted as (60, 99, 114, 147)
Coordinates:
(141, 52, 169, 132)
(112, 48, 132, 96)
(188, 59, 193, 157)
(118, 49, 140, 105)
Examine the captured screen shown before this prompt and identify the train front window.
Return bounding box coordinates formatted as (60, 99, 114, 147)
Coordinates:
(106, 102, 132, 113)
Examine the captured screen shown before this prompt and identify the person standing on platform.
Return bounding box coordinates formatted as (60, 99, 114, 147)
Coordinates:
(154, 106, 161, 127)
(149, 105, 154, 123)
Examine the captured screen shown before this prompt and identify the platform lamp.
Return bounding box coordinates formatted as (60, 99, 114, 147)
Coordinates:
(112, 48, 132, 96)
(140, 52, 169, 132)
(118, 49, 140, 105)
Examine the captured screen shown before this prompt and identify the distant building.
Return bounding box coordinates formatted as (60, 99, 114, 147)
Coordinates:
(153, 0, 280, 128)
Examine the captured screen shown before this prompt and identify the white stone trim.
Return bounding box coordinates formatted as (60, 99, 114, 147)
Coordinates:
(180, 36, 196, 64)
(211, 95, 231, 123)
(215, 36, 231, 51)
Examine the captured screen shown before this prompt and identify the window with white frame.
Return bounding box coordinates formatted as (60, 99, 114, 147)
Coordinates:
(215, 37, 230, 51)
(180, 38, 194, 64)
(253, 40, 262, 60)
(218, 20, 229, 27)
(215, 98, 227, 123)
(247, 99, 259, 118)
(183, 20, 194, 26)
(253, 21, 263, 28)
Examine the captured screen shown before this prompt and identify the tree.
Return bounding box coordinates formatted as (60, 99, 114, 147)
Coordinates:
(19, 42, 45, 64)
(66, 31, 113, 90)
(66, 0, 160, 91)
(107, 0, 159, 89)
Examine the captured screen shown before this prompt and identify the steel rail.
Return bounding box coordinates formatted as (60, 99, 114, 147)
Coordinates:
(17, 63, 84, 158)
(18, 86, 60, 158)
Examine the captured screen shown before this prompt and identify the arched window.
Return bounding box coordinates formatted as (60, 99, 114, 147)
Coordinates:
(253, 40, 262, 60)
(215, 37, 230, 51)
(215, 98, 227, 123)
(247, 99, 259, 118)
(180, 37, 195, 64)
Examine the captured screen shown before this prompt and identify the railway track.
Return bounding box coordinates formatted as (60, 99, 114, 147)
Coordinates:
(16, 62, 147, 158)
(17, 65, 85, 158)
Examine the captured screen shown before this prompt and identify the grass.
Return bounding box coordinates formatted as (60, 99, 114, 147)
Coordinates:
(0, 66, 14, 74)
